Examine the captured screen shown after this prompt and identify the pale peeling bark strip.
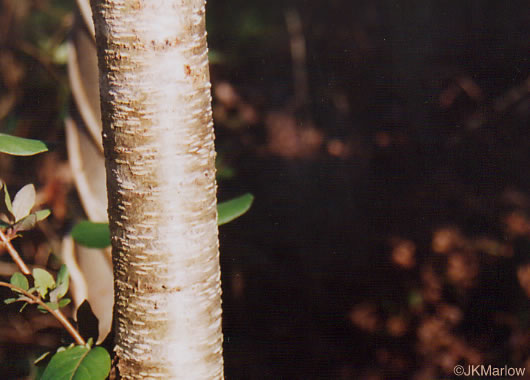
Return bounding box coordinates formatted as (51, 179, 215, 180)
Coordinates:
(90, 0, 223, 378)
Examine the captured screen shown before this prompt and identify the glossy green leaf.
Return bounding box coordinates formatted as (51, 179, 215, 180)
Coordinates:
(34, 351, 51, 380)
(14, 209, 51, 232)
(34, 351, 51, 365)
(218, 193, 254, 226)
(58, 298, 71, 308)
(13, 213, 37, 233)
(10, 272, 29, 291)
(33, 268, 55, 298)
(49, 265, 69, 302)
(17, 295, 32, 303)
(0, 183, 14, 223)
(35, 209, 51, 221)
(36, 305, 49, 314)
(71, 221, 111, 249)
(56, 265, 68, 288)
(41, 345, 111, 380)
(0, 133, 48, 156)
(3, 184, 12, 213)
(36, 302, 58, 313)
(12, 184, 36, 221)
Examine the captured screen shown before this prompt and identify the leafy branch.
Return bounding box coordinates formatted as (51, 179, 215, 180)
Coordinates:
(0, 181, 84, 345)
(0, 133, 110, 379)
(0, 182, 51, 273)
(0, 278, 85, 345)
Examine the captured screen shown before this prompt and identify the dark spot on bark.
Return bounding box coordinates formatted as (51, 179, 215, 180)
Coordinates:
(174, 287, 181, 292)
(184, 64, 192, 76)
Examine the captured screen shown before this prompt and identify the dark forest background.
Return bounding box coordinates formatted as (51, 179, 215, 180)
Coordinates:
(0, 0, 529, 378)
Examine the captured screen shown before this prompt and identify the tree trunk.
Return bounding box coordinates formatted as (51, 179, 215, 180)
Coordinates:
(90, 0, 223, 378)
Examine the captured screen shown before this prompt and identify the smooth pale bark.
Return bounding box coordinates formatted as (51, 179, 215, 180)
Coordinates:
(90, 0, 223, 378)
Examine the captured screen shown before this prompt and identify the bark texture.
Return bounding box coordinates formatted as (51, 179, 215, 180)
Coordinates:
(90, 0, 223, 378)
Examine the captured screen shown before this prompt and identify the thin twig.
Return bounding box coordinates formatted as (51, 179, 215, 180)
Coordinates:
(0, 229, 30, 275)
(0, 281, 85, 345)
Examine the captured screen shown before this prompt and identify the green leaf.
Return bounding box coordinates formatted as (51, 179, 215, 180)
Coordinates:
(0, 133, 48, 156)
(58, 298, 71, 308)
(71, 221, 111, 249)
(36, 305, 48, 313)
(49, 265, 69, 302)
(12, 184, 36, 221)
(4, 297, 17, 304)
(3, 184, 12, 213)
(218, 193, 254, 225)
(40, 345, 111, 380)
(17, 295, 32, 303)
(34, 351, 51, 365)
(13, 213, 37, 232)
(0, 183, 14, 223)
(13, 209, 51, 233)
(35, 209, 51, 221)
(56, 265, 69, 288)
(10, 272, 29, 291)
(37, 302, 58, 313)
(33, 268, 55, 298)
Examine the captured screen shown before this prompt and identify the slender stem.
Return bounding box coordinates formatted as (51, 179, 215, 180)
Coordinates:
(0, 229, 30, 275)
(0, 281, 86, 345)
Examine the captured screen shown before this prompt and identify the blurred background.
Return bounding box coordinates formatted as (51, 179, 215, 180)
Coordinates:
(0, 0, 529, 378)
